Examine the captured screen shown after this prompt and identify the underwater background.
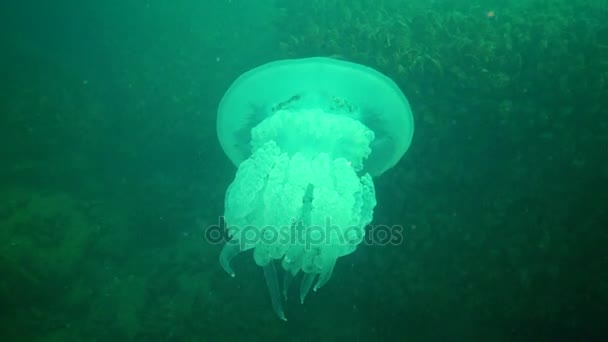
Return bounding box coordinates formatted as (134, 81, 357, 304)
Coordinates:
(1, 0, 607, 340)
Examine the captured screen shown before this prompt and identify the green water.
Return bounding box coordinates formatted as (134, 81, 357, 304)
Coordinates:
(1, 0, 606, 340)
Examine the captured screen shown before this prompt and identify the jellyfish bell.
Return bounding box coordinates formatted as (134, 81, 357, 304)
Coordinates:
(217, 57, 414, 177)
(216, 57, 414, 320)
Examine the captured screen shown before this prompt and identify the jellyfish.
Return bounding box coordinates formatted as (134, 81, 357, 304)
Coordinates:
(216, 57, 414, 320)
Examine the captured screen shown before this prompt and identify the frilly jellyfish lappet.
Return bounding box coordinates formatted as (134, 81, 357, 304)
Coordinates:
(216, 57, 414, 320)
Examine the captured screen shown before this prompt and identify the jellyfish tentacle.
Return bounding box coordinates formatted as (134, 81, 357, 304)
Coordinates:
(300, 273, 318, 304)
(263, 261, 287, 321)
(219, 239, 241, 277)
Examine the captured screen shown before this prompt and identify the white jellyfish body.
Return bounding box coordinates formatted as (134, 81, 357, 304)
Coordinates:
(216, 57, 414, 320)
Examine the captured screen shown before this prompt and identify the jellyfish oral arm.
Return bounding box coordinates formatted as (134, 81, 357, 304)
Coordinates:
(219, 109, 376, 320)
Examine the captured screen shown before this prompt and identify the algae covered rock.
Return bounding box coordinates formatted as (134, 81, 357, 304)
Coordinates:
(0, 188, 95, 289)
